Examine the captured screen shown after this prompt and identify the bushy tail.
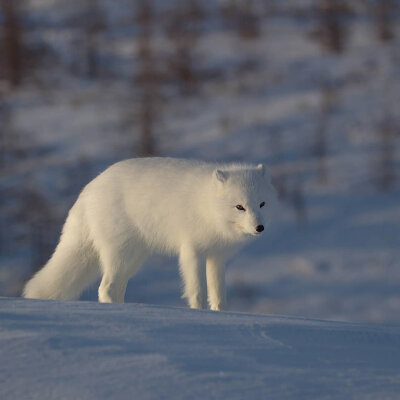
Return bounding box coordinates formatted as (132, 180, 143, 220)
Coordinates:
(23, 207, 99, 301)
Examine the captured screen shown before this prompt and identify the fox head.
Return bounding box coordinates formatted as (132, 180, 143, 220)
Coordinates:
(212, 164, 277, 240)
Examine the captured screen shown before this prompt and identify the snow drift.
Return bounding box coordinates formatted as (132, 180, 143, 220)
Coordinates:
(1, 297, 400, 400)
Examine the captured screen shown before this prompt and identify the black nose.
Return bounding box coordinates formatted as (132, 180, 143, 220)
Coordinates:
(256, 225, 264, 233)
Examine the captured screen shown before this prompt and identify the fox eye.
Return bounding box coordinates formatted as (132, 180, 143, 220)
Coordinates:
(236, 205, 246, 211)
(260, 201, 265, 208)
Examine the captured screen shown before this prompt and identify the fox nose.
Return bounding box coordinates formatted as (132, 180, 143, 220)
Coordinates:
(256, 225, 264, 233)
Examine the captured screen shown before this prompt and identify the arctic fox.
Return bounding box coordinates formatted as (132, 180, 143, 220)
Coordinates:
(23, 158, 276, 310)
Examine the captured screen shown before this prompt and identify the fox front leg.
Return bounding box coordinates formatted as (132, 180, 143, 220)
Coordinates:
(206, 256, 227, 311)
(179, 245, 207, 309)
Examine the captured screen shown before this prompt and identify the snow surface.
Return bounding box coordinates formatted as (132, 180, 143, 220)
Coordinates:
(1, 297, 400, 400)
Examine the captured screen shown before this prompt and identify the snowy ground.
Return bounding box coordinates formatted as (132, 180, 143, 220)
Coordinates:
(1, 297, 400, 400)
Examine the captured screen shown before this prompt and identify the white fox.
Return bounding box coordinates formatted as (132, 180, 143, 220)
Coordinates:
(23, 158, 276, 310)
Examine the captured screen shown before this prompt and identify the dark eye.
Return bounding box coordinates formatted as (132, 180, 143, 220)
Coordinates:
(236, 205, 246, 211)
(260, 202, 265, 208)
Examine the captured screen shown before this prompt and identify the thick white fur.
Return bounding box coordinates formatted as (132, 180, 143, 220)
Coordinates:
(23, 158, 276, 310)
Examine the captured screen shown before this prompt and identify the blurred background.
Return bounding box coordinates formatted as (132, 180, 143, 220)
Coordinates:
(0, 0, 399, 323)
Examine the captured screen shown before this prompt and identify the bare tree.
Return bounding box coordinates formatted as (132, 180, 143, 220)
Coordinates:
(268, 132, 289, 199)
(0, 90, 9, 168)
(219, 0, 260, 39)
(135, 0, 159, 155)
(291, 175, 307, 225)
(376, 119, 396, 190)
(373, 69, 397, 190)
(166, 0, 204, 95)
(314, 82, 338, 183)
(236, 0, 261, 39)
(313, 0, 351, 53)
(0, 89, 26, 259)
(314, 119, 328, 183)
(0, 0, 24, 86)
(84, 0, 106, 78)
(0, 90, 6, 254)
(16, 185, 55, 273)
(0, 91, 25, 169)
(374, 0, 396, 42)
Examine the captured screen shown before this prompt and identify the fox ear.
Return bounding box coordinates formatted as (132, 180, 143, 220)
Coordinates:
(257, 163, 272, 183)
(257, 163, 265, 176)
(214, 169, 228, 183)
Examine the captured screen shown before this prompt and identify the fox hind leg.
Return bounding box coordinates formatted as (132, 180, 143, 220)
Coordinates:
(98, 242, 148, 303)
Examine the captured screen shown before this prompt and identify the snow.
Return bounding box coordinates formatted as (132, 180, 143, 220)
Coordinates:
(1, 297, 400, 400)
